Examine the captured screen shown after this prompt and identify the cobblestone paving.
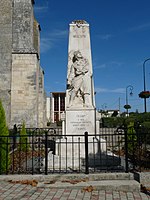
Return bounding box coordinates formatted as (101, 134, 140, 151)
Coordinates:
(0, 181, 149, 200)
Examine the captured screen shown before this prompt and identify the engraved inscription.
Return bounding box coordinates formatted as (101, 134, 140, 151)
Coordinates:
(70, 114, 90, 131)
(73, 35, 86, 38)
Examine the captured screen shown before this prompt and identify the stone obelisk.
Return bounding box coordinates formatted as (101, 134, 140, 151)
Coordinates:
(45, 21, 102, 171)
(65, 20, 96, 135)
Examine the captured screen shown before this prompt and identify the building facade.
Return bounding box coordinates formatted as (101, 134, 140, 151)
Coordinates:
(0, 0, 46, 128)
(47, 92, 66, 123)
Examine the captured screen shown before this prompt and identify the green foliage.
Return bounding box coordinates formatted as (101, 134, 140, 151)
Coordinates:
(124, 104, 131, 109)
(111, 110, 118, 117)
(102, 112, 150, 128)
(140, 121, 150, 128)
(101, 117, 125, 128)
(19, 121, 29, 152)
(127, 122, 137, 153)
(57, 120, 62, 127)
(102, 113, 150, 152)
(0, 100, 10, 173)
(47, 121, 51, 126)
(129, 112, 150, 124)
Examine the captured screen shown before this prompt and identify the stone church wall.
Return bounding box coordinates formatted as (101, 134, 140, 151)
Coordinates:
(38, 68, 47, 127)
(0, 0, 12, 124)
(0, 0, 46, 128)
(12, 0, 34, 52)
(11, 54, 39, 127)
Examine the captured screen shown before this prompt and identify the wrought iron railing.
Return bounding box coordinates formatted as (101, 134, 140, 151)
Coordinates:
(0, 127, 149, 174)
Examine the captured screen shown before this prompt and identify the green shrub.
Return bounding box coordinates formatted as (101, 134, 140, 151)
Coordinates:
(101, 117, 125, 128)
(0, 100, 10, 173)
(127, 122, 137, 154)
(47, 121, 51, 126)
(57, 120, 62, 127)
(18, 121, 29, 152)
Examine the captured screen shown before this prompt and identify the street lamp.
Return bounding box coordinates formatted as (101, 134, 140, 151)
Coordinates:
(139, 59, 150, 112)
(124, 85, 133, 116)
(142, 58, 150, 112)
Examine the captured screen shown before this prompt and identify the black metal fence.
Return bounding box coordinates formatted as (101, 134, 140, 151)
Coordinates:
(0, 127, 149, 174)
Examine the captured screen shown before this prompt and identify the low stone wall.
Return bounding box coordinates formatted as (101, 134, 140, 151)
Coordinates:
(139, 172, 150, 187)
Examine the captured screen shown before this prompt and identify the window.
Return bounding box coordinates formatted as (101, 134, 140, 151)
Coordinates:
(60, 94, 65, 111)
(54, 94, 59, 111)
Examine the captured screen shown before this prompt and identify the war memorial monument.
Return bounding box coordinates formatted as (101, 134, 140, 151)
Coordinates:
(65, 20, 97, 135)
(46, 20, 107, 171)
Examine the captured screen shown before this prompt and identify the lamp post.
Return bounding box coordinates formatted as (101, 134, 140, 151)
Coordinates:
(143, 58, 150, 113)
(124, 85, 133, 116)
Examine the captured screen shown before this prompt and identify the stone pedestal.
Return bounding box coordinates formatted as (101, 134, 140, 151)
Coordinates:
(46, 135, 106, 171)
(66, 108, 96, 135)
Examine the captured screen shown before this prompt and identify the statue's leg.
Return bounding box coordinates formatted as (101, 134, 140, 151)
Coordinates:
(84, 94, 91, 107)
(69, 90, 77, 106)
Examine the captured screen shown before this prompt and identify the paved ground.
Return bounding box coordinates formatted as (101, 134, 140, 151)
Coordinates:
(0, 180, 149, 200)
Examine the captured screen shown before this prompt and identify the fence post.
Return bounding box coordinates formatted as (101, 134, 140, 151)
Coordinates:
(84, 132, 89, 174)
(124, 127, 129, 173)
(45, 131, 48, 175)
(6, 137, 8, 175)
(0, 138, 1, 175)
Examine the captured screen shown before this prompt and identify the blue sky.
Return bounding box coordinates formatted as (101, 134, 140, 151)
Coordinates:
(34, 0, 150, 113)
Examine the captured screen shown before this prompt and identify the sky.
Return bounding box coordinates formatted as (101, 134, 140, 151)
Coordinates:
(34, 0, 150, 113)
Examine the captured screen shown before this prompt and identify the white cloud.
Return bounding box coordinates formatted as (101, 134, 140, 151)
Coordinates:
(34, 6, 48, 12)
(48, 29, 68, 38)
(94, 61, 123, 69)
(128, 22, 150, 32)
(95, 88, 108, 93)
(40, 38, 53, 53)
(97, 34, 113, 40)
(110, 61, 123, 66)
(34, 1, 49, 13)
(95, 87, 125, 94)
(111, 88, 125, 93)
(94, 64, 106, 69)
(40, 29, 67, 53)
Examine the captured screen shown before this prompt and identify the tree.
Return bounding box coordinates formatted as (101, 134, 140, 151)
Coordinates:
(0, 100, 10, 173)
(111, 110, 118, 117)
(19, 121, 29, 152)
